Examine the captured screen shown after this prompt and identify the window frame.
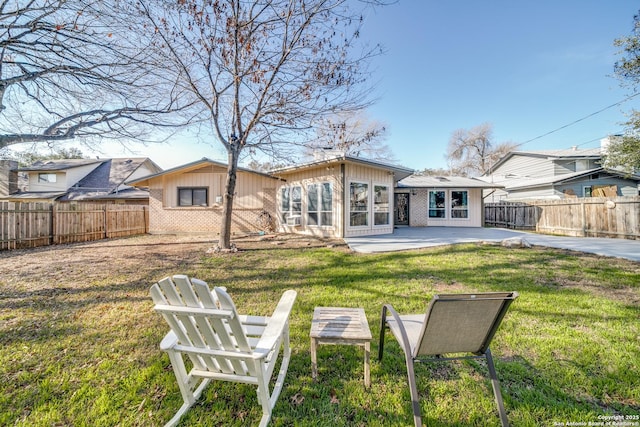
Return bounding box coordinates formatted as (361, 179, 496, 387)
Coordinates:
(177, 187, 209, 207)
(281, 185, 302, 223)
(428, 190, 446, 219)
(307, 182, 333, 227)
(38, 173, 57, 183)
(349, 181, 369, 227)
(450, 190, 469, 219)
(373, 183, 391, 226)
(428, 189, 471, 220)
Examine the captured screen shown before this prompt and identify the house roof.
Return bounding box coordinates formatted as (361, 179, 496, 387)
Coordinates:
(486, 147, 602, 175)
(2, 191, 67, 200)
(16, 159, 103, 172)
(74, 187, 152, 200)
(397, 175, 504, 189)
(126, 157, 279, 186)
(270, 155, 414, 181)
(57, 158, 161, 201)
(502, 167, 640, 191)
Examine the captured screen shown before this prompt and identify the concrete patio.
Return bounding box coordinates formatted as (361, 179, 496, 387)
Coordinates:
(344, 227, 640, 262)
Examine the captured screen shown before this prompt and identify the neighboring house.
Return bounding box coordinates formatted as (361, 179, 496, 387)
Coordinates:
(127, 154, 414, 238)
(395, 175, 503, 227)
(481, 143, 640, 201)
(0, 158, 162, 204)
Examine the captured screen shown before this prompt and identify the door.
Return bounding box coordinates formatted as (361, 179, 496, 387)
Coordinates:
(394, 193, 409, 226)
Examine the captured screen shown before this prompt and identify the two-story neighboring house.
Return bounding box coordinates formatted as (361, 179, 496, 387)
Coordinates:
(0, 158, 162, 204)
(480, 140, 640, 201)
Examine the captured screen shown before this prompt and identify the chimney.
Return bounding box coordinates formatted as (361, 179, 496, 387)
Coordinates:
(600, 134, 622, 155)
(313, 147, 346, 161)
(0, 160, 18, 196)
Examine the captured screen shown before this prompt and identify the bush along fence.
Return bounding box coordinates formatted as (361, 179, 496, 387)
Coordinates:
(0, 202, 149, 250)
(484, 196, 640, 240)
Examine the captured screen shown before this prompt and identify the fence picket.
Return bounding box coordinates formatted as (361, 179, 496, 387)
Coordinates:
(0, 202, 148, 250)
(485, 196, 640, 239)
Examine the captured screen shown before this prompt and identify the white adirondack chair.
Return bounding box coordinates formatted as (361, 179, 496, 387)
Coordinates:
(150, 275, 297, 427)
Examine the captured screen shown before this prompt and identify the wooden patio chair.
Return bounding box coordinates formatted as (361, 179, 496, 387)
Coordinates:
(379, 292, 519, 427)
(150, 275, 297, 427)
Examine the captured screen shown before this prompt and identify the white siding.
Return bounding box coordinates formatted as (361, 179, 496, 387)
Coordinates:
(28, 163, 101, 192)
(491, 154, 554, 180)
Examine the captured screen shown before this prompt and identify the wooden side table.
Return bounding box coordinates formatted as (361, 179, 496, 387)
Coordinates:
(310, 307, 372, 387)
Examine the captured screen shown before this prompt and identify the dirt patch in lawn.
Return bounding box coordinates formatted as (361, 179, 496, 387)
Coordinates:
(0, 233, 346, 292)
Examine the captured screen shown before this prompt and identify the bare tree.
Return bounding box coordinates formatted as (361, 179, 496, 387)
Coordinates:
(0, 0, 185, 150)
(134, 0, 384, 249)
(415, 167, 452, 176)
(446, 123, 516, 176)
(307, 111, 397, 162)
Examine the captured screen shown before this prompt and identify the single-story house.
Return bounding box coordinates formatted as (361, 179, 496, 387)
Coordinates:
(395, 175, 504, 227)
(126, 152, 507, 238)
(127, 154, 414, 238)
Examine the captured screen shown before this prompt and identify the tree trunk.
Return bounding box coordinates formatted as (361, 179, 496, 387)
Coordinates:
(219, 144, 241, 250)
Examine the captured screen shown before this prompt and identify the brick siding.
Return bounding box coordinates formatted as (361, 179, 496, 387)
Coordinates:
(148, 189, 277, 235)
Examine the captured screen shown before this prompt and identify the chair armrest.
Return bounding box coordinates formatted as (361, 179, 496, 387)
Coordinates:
(381, 304, 415, 359)
(160, 330, 178, 351)
(253, 290, 297, 358)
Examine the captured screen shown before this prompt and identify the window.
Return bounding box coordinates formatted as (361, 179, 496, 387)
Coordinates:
(350, 182, 368, 226)
(178, 187, 208, 206)
(38, 173, 57, 183)
(583, 186, 592, 197)
(281, 186, 302, 221)
(307, 183, 333, 226)
(451, 191, 468, 219)
(374, 185, 390, 225)
(428, 191, 446, 218)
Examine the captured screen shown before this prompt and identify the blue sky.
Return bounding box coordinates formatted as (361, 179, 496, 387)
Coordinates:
(361, 0, 640, 171)
(85, 1, 639, 171)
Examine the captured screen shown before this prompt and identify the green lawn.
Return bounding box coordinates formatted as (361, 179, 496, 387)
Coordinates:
(1, 237, 638, 426)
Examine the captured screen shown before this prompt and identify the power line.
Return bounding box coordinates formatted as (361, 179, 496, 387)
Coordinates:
(518, 93, 640, 148)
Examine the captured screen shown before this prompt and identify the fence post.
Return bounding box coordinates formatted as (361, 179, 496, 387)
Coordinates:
(49, 203, 54, 246)
(581, 200, 586, 237)
(104, 205, 108, 239)
(144, 206, 149, 234)
(52, 203, 57, 245)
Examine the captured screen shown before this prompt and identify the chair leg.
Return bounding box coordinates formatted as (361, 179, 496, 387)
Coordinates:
(255, 362, 273, 427)
(165, 350, 210, 427)
(485, 348, 509, 427)
(378, 306, 387, 361)
(404, 354, 423, 427)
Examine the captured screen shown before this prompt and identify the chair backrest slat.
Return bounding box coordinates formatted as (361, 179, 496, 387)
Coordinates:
(416, 292, 518, 357)
(214, 287, 256, 374)
(151, 276, 254, 376)
(151, 280, 208, 371)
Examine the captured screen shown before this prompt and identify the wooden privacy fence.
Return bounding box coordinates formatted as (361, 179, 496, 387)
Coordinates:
(484, 196, 640, 239)
(0, 202, 149, 250)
